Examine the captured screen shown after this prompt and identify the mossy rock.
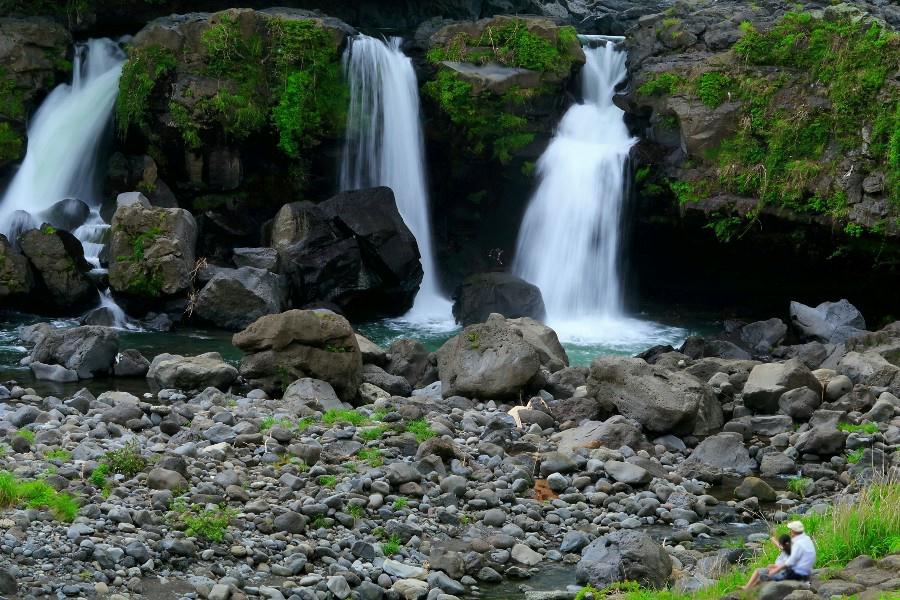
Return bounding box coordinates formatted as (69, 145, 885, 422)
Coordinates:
(108, 203, 198, 300)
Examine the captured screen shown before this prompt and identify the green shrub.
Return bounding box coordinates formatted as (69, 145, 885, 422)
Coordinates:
(392, 496, 408, 510)
(115, 45, 176, 136)
(170, 498, 236, 542)
(787, 476, 812, 497)
(347, 504, 364, 520)
(102, 440, 147, 478)
(695, 71, 733, 108)
(381, 534, 402, 556)
(637, 72, 684, 96)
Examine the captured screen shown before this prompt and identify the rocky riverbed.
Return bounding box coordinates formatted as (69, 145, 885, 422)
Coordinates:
(0, 299, 896, 600)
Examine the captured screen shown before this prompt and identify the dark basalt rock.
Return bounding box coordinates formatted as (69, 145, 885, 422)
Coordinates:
(18, 224, 96, 315)
(272, 187, 423, 320)
(452, 272, 545, 326)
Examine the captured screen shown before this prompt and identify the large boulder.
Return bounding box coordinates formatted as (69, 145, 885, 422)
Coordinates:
(679, 432, 755, 477)
(194, 267, 288, 330)
(789, 299, 867, 344)
(555, 417, 652, 455)
(587, 357, 722, 435)
(436, 314, 541, 399)
(272, 187, 423, 319)
(742, 359, 822, 414)
(18, 225, 96, 313)
(576, 530, 672, 589)
(28, 326, 119, 379)
(147, 352, 237, 391)
(0, 234, 32, 302)
(232, 309, 362, 400)
(451, 272, 545, 326)
(108, 202, 197, 299)
(740, 318, 788, 354)
(385, 339, 432, 389)
(504, 316, 568, 372)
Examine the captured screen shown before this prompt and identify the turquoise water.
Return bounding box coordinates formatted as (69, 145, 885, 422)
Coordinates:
(358, 310, 709, 367)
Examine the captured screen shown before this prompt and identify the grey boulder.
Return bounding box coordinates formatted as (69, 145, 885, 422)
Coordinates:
(576, 530, 672, 589)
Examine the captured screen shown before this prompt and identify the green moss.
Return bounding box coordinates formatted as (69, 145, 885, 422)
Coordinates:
(0, 69, 26, 121)
(651, 11, 899, 240)
(115, 225, 165, 297)
(116, 45, 177, 137)
(426, 19, 580, 76)
(637, 72, 684, 96)
(423, 71, 536, 163)
(158, 14, 345, 168)
(0, 122, 23, 163)
(695, 71, 733, 108)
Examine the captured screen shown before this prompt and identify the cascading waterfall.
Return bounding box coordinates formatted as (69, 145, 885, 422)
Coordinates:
(340, 35, 452, 324)
(514, 41, 681, 348)
(0, 38, 132, 328)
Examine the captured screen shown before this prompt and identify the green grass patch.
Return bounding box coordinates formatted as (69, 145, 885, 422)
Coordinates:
(0, 471, 79, 521)
(392, 496, 408, 510)
(15, 428, 34, 443)
(405, 419, 436, 443)
(347, 503, 364, 520)
(358, 424, 389, 442)
(318, 474, 337, 488)
(845, 448, 865, 464)
(787, 476, 812, 496)
(43, 448, 71, 462)
(102, 440, 148, 478)
(357, 447, 384, 467)
(838, 422, 878, 434)
(323, 409, 367, 426)
(637, 72, 684, 96)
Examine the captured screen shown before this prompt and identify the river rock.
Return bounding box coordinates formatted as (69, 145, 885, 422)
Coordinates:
(436, 314, 540, 399)
(587, 357, 721, 435)
(386, 339, 432, 388)
(18, 225, 96, 313)
(789, 299, 866, 344)
(108, 202, 197, 299)
(778, 386, 822, 421)
(30, 362, 78, 382)
(604, 460, 652, 485)
(283, 378, 344, 411)
(233, 247, 279, 271)
(734, 477, 776, 502)
(272, 187, 423, 319)
(795, 426, 845, 456)
(680, 432, 755, 477)
(740, 318, 787, 354)
(28, 325, 119, 379)
(742, 359, 822, 413)
(452, 272, 546, 326)
(194, 266, 288, 330)
(232, 309, 362, 400)
(576, 530, 672, 589)
(0, 234, 32, 302)
(147, 352, 238, 391)
(556, 417, 651, 455)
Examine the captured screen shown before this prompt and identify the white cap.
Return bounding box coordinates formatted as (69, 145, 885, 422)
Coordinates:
(787, 521, 805, 533)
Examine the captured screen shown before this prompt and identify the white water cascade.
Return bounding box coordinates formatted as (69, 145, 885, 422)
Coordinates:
(340, 35, 452, 326)
(0, 38, 132, 328)
(514, 41, 679, 348)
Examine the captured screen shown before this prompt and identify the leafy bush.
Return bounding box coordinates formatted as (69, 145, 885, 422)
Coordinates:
(102, 440, 147, 478)
(381, 534, 402, 556)
(170, 499, 236, 542)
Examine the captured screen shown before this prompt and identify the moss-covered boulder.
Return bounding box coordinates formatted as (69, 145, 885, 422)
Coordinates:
(115, 8, 353, 206)
(18, 224, 96, 314)
(423, 16, 584, 165)
(0, 233, 32, 303)
(108, 201, 197, 301)
(0, 17, 72, 169)
(624, 4, 900, 243)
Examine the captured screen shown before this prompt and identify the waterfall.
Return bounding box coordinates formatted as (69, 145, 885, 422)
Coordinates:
(0, 38, 131, 328)
(340, 35, 452, 325)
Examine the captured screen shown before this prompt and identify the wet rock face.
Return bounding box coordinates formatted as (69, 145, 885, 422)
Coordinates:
(17, 224, 96, 314)
(0, 233, 33, 302)
(272, 187, 423, 320)
(452, 272, 545, 326)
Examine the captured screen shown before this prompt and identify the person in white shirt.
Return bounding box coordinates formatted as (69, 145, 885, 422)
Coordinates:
(768, 521, 817, 581)
(743, 534, 793, 589)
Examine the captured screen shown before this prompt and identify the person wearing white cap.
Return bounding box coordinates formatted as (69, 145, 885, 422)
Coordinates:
(768, 521, 817, 581)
